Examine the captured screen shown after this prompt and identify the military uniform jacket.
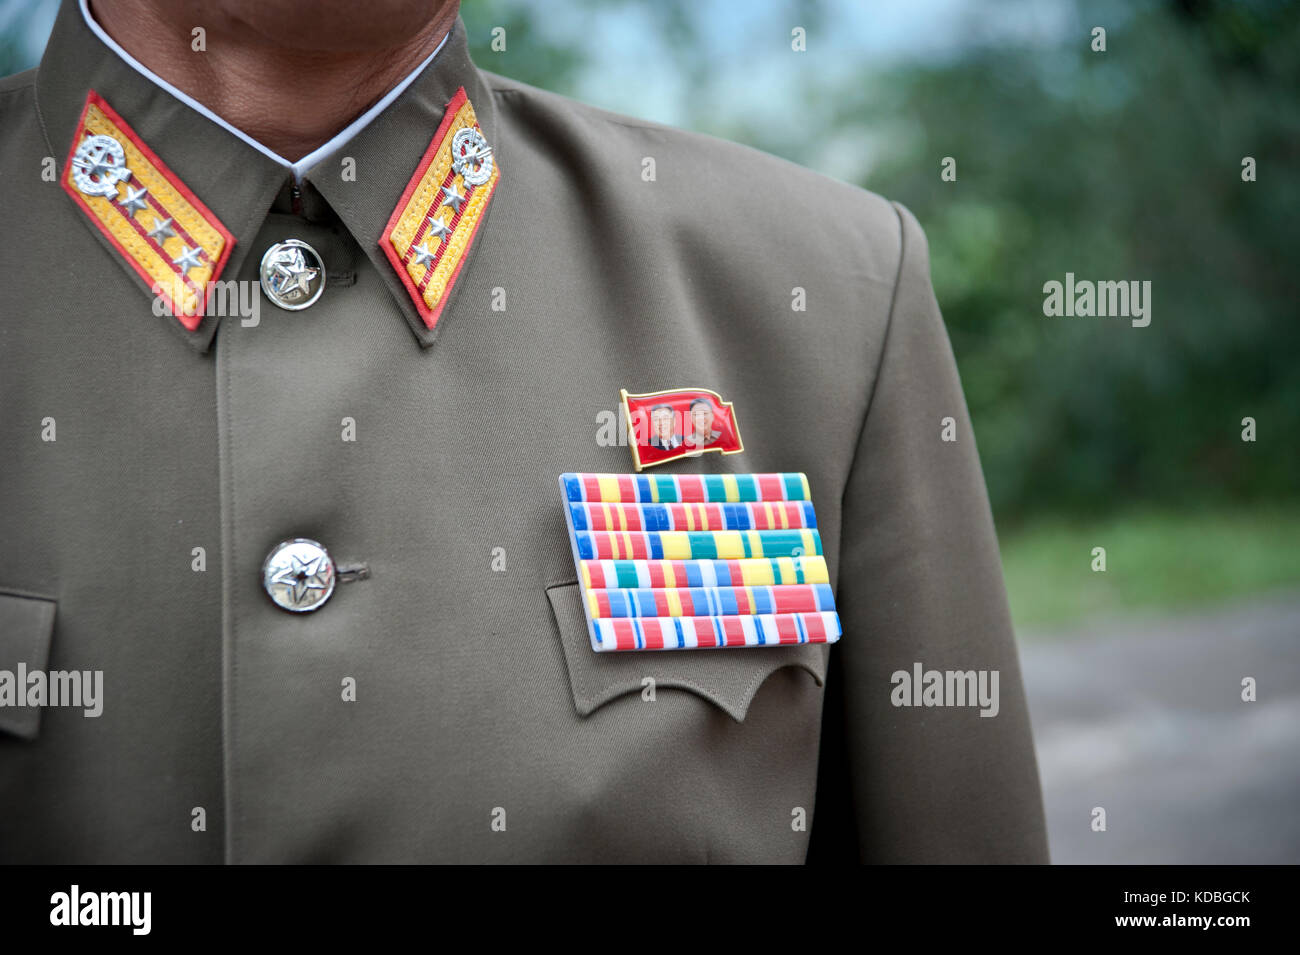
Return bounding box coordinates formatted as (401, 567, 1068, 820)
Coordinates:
(0, 2, 1049, 863)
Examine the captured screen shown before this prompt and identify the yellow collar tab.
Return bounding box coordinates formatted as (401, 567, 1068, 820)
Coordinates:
(380, 87, 500, 331)
(61, 90, 235, 331)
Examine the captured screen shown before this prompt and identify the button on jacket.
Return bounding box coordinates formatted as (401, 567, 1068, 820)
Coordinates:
(0, 1, 1050, 863)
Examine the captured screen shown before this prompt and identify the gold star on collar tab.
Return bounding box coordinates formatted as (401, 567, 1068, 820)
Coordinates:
(381, 87, 499, 331)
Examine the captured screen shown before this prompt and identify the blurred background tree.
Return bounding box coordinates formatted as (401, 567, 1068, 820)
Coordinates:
(4, 0, 1296, 626)
(814, 0, 1300, 526)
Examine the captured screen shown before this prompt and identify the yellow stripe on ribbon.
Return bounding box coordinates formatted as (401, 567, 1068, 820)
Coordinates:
(665, 590, 683, 617)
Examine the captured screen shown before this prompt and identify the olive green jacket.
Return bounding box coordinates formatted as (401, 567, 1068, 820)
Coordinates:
(0, 1, 1048, 863)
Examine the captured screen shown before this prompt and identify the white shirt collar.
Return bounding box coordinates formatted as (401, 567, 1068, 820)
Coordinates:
(79, 0, 449, 182)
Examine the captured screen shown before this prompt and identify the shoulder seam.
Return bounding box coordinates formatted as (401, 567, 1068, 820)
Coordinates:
(840, 200, 909, 500)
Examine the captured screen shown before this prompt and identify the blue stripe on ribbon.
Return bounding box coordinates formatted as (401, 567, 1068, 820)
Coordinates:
(569, 503, 588, 531)
(674, 617, 685, 649)
(649, 534, 663, 560)
(636, 590, 657, 617)
(712, 616, 726, 647)
(645, 505, 669, 531)
(633, 618, 644, 650)
(562, 474, 583, 502)
(754, 587, 772, 615)
(728, 503, 750, 530)
(576, 535, 593, 560)
(754, 616, 767, 645)
(802, 502, 817, 528)
(815, 583, 835, 611)
(795, 614, 807, 643)
(636, 475, 653, 502)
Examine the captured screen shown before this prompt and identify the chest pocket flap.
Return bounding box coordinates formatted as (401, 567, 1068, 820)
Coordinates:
(0, 590, 57, 741)
(546, 582, 827, 723)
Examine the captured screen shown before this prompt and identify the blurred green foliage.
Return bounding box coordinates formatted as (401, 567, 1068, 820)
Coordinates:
(828, 0, 1300, 526)
(1002, 503, 1300, 629)
(462, 0, 586, 92)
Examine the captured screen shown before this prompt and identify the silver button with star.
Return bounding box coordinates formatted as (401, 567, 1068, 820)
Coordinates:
(259, 239, 326, 310)
(262, 538, 336, 612)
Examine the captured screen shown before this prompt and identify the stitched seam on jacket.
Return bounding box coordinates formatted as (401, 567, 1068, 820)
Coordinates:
(840, 199, 910, 512)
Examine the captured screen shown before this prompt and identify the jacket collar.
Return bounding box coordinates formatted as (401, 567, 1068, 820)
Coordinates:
(35, 0, 499, 351)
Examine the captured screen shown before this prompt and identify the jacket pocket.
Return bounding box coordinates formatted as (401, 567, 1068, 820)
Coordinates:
(0, 589, 57, 740)
(545, 582, 827, 723)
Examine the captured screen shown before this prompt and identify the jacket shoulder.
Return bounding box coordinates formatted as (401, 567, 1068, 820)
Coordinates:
(0, 70, 43, 160)
(482, 69, 904, 283)
(0, 67, 37, 96)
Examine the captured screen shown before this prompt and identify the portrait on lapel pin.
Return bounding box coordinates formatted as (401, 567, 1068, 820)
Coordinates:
(683, 399, 722, 449)
(649, 404, 683, 451)
(621, 387, 743, 471)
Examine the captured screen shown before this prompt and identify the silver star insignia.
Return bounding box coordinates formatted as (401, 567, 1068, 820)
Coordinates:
(411, 242, 436, 268)
(147, 216, 176, 242)
(272, 554, 330, 606)
(271, 252, 319, 298)
(172, 244, 204, 273)
(425, 216, 452, 243)
(439, 183, 466, 213)
(118, 184, 150, 216)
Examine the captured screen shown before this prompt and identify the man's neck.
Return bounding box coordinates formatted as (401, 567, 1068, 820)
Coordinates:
(89, 0, 458, 160)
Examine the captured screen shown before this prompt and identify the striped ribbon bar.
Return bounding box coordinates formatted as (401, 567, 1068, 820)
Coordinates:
(562, 472, 811, 504)
(581, 556, 830, 589)
(560, 473, 840, 651)
(574, 528, 820, 561)
(592, 612, 842, 651)
(569, 500, 817, 532)
(588, 583, 836, 618)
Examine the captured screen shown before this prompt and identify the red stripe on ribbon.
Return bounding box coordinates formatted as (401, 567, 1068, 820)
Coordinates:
(776, 615, 800, 645)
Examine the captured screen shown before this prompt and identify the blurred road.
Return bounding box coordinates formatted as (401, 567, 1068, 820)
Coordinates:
(1019, 590, 1300, 864)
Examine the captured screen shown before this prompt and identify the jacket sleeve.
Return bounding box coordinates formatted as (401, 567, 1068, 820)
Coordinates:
(831, 201, 1050, 863)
